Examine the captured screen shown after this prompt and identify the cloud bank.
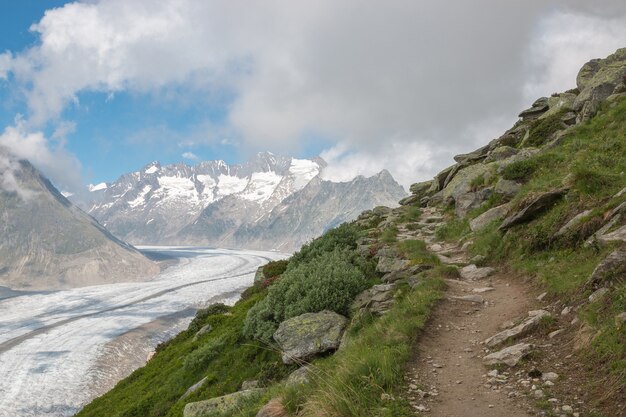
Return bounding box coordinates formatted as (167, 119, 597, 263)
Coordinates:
(1, 0, 626, 188)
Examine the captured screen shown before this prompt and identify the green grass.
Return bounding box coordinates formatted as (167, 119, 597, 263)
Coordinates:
(279, 278, 445, 417)
(397, 206, 422, 223)
(77, 291, 292, 417)
(380, 226, 399, 243)
(397, 239, 440, 265)
(435, 217, 470, 241)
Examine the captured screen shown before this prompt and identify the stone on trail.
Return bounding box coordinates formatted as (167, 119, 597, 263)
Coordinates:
(450, 294, 484, 304)
(273, 310, 348, 364)
(483, 343, 534, 367)
(460, 264, 495, 280)
(376, 256, 411, 274)
(484, 310, 551, 348)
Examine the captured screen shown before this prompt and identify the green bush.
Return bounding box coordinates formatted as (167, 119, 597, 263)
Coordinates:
(290, 223, 361, 265)
(501, 159, 539, 181)
(262, 260, 289, 278)
(188, 303, 230, 333)
(183, 337, 226, 371)
(398, 206, 422, 223)
(243, 248, 375, 342)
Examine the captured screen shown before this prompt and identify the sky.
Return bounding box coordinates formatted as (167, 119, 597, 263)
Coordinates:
(0, 1, 626, 192)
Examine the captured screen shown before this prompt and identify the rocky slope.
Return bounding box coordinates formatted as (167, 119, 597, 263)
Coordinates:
(0, 148, 158, 290)
(80, 153, 406, 251)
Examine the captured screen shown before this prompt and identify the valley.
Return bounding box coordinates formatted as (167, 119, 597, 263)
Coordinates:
(0, 247, 286, 417)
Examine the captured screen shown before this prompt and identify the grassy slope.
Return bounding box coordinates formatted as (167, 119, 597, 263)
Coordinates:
(438, 96, 626, 409)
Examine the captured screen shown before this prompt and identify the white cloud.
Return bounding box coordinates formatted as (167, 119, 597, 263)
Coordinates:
(182, 151, 199, 160)
(0, 52, 11, 80)
(523, 12, 626, 101)
(0, 121, 83, 192)
(0, 152, 38, 201)
(1, 0, 625, 188)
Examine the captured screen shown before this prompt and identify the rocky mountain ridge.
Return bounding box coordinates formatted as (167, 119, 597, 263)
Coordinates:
(80, 153, 407, 251)
(0, 148, 158, 290)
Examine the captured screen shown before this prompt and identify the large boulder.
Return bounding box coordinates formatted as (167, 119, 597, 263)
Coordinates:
(286, 366, 312, 386)
(273, 310, 348, 364)
(573, 47, 626, 121)
(597, 225, 626, 245)
(540, 93, 577, 120)
(183, 389, 264, 417)
(453, 145, 490, 164)
(410, 180, 434, 196)
(469, 203, 511, 232)
(484, 146, 519, 163)
(484, 310, 551, 348)
(442, 163, 494, 201)
(483, 343, 534, 367)
(351, 283, 397, 315)
(555, 210, 592, 237)
(499, 190, 566, 231)
(454, 188, 493, 217)
(376, 256, 411, 274)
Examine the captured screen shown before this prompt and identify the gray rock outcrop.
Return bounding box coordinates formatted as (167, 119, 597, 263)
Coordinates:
(273, 310, 348, 364)
(499, 190, 566, 231)
(483, 343, 534, 367)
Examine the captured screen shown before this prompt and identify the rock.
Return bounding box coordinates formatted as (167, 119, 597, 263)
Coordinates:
(562, 405, 574, 414)
(470, 254, 486, 264)
(460, 264, 495, 280)
(183, 389, 264, 417)
(382, 264, 431, 283)
(399, 194, 420, 206)
(549, 329, 564, 339)
(491, 123, 529, 149)
(454, 145, 490, 164)
(588, 287, 609, 303)
(450, 295, 484, 303)
(537, 292, 547, 301)
(483, 343, 533, 367)
(410, 180, 434, 196)
(241, 380, 259, 390)
(273, 310, 348, 364)
(597, 225, 626, 245)
(485, 146, 519, 162)
(193, 324, 213, 341)
(499, 189, 566, 231)
(573, 48, 626, 121)
(376, 256, 411, 274)
(351, 283, 397, 314)
(494, 179, 521, 200)
(589, 251, 625, 288)
(484, 310, 551, 348)
(561, 306, 572, 316)
(542, 372, 559, 381)
(254, 266, 266, 284)
(455, 189, 492, 217)
(442, 163, 494, 201)
(180, 377, 207, 400)
(615, 312, 626, 328)
(375, 246, 400, 259)
(555, 210, 592, 237)
(533, 389, 544, 399)
(434, 165, 458, 190)
(518, 97, 550, 120)
(255, 398, 287, 417)
(286, 366, 311, 386)
(469, 203, 511, 232)
(585, 214, 622, 247)
(540, 93, 577, 120)
(472, 287, 495, 293)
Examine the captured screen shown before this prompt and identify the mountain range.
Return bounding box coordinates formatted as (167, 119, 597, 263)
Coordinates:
(78, 153, 406, 251)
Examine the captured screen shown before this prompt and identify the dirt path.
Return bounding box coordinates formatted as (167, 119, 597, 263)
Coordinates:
(397, 208, 537, 417)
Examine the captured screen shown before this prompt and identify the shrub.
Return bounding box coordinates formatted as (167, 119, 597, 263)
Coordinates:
(189, 303, 230, 333)
(243, 248, 375, 342)
(290, 223, 361, 265)
(263, 260, 289, 278)
(183, 337, 227, 371)
(501, 159, 539, 181)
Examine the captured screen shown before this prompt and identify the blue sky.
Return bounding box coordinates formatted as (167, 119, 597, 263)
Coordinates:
(0, 1, 625, 190)
(0, 1, 329, 185)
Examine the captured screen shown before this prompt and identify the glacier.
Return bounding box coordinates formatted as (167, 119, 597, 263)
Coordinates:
(0, 247, 286, 417)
